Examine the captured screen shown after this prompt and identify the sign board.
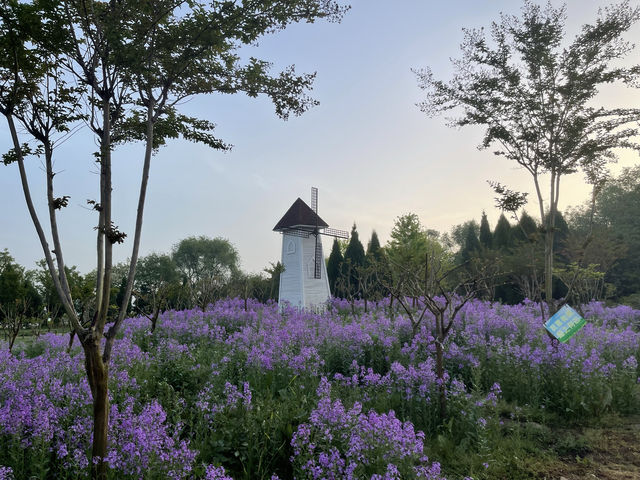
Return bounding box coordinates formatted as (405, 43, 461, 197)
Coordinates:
(544, 305, 586, 343)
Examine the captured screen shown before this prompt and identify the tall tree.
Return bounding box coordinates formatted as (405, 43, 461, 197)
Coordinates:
(387, 213, 448, 269)
(366, 230, 383, 261)
(343, 223, 366, 297)
(326, 238, 344, 297)
(1, 1, 348, 476)
(416, 1, 640, 313)
(479, 211, 492, 249)
(365, 230, 390, 300)
(459, 222, 481, 263)
(493, 214, 513, 250)
(513, 211, 538, 244)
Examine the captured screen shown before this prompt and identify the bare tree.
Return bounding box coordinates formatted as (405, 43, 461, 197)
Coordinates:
(382, 253, 500, 419)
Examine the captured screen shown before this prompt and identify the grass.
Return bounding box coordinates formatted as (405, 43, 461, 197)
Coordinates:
(453, 412, 640, 480)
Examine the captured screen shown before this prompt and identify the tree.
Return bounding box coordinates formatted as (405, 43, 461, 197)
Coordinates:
(263, 261, 284, 302)
(1, 1, 348, 476)
(479, 211, 492, 249)
(416, 1, 640, 314)
(326, 238, 344, 297)
(134, 253, 180, 331)
(387, 213, 448, 271)
(365, 230, 390, 300)
(568, 165, 640, 302)
(0, 251, 42, 351)
(382, 251, 499, 419)
(512, 211, 538, 244)
(343, 224, 366, 297)
(172, 236, 240, 310)
(492, 214, 513, 250)
(460, 222, 481, 263)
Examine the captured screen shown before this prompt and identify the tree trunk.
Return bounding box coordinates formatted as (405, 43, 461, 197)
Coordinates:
(8, 329, 18, 353)
(150, 307, 159, 333)
(435, 335, 446, 420)
(434, 312, 446, 419)
(544, 227, 556, 315)
(83, 339, 109, 480)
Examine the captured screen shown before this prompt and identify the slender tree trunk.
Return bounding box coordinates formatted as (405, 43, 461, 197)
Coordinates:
(434, 312, 446, 419)
(150, 307, 159, 333)
(8, 325, 19, 353)
(544, 229, 555, 311)
(67, 330, 75, 353)
(83, 339, 109, 480)
(435, 336, 446, 420)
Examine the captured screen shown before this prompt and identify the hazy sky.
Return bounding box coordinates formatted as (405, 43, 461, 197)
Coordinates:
(2, 0, 640, 274)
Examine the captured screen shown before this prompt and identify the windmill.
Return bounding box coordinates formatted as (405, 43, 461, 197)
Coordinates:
(273, 187, 348, 310)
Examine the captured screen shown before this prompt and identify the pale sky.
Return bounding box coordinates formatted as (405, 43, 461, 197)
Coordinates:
(1, 0, 640, 275)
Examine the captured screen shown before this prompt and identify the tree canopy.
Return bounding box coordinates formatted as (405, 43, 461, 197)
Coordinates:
(416, 0, 640, 312)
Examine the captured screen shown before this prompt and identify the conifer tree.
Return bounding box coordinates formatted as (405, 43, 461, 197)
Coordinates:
(343, 223, 366, 297)
(460, 223, 481, 263)
(479, 211, 492, 249)
(366, 231, 382, 261)
(326, 238, 344, 297)
(513, 211, 538, 243)
(493, 214, 513, 250)
(366, 230, 390, 299)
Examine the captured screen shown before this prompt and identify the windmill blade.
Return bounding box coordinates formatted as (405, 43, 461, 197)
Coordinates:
(320, 228, 349, 239)
(280, 228, 310, 238)
(311, 187, 318, 213)
(314, 234, 322, 279)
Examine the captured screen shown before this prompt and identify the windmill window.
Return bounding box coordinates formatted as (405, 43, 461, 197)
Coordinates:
(286, 240, 295, 254)
(306, 257, 316, 278)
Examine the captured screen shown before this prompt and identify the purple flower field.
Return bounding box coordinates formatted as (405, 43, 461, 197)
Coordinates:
(0, 298, 638, 479)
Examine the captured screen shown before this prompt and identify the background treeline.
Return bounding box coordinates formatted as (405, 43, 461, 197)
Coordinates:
(0, 236, 283, 345)
(327, 165, 640, 310)
(2, 165, 639, 341)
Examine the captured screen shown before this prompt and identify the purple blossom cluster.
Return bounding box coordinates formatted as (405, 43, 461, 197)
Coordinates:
(291, 378, 444, 479)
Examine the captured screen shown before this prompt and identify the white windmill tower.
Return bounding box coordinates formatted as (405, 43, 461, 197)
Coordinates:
(273, 187, 348, 311)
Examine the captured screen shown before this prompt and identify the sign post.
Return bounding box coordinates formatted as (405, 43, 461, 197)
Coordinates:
(544, 305, 586, 343)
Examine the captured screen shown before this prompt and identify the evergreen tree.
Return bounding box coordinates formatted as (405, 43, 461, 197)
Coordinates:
(479, 211, 492, 249)
(493, 214, 513, 250)
(513, 211, 538, 243)
(365, 230, 390, 299)
(366, 231, 382, 261)
(326, 238, 344, 297)
(343, 223, 366, 297)
(460, 223, 481, 263)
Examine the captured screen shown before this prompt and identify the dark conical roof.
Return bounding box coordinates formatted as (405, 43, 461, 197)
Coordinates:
(273, 198, 329, 231)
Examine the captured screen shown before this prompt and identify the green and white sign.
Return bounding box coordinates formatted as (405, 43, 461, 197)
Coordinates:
(544, 305, 586, 343)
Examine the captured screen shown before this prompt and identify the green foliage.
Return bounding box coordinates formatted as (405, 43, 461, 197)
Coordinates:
(172, 236, 240, 308)
(342, 224, 366, 297)
(493, 214, 513, 250)
(460, 221, 482, 263)
(326, 238, 344, 297)
(386, 213, 449, 273)
(513, 211, 538, 244)
(479, 212, 492, 249)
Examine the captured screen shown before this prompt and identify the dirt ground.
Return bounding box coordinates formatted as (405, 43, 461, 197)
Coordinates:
(543, 416, 640, 480)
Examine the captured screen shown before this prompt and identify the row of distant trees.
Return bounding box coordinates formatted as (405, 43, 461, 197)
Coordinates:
(0, 236, 283, 348)
(325, 165, 640, 311)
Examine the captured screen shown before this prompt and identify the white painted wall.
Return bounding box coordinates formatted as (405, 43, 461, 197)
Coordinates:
(278, 233, 331, 311)
(302, 235, 331, 311)
(278, 235, 303, 308)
